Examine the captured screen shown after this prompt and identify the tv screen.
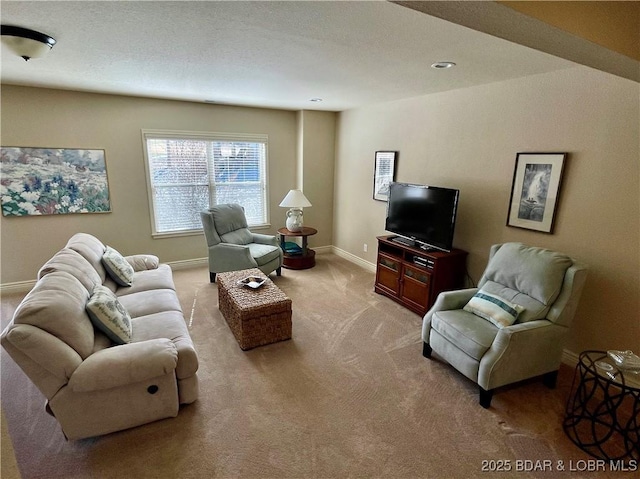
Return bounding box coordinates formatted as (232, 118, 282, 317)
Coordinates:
(385, 182, 459, 252)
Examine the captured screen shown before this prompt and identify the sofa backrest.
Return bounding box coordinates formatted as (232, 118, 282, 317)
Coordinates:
(477, 243, 577, 324)
(12, 271, 95, 358)
(65, 233, 108, 284)
(202, 204, 253, 245)
(38, 248, 101, 293)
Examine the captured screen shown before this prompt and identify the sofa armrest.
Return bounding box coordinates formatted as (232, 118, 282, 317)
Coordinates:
(209, 243, 257, 271)
(68, 338, 178, 392)
(252, 233, 278, 247)
(125, 254, 159, 272)
(422, 288, 478, 342)
(2, 323, 83, 399)
(479, 320, 568, 390)
(430, 288, 478, 312)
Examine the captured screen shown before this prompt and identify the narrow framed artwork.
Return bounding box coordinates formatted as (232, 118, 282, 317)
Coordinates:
(0, 147, 111, 216)
(506, 152, 567, 233)
(373, 151, 397, 201)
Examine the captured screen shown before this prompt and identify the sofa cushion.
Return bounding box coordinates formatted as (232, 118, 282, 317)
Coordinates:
(248, 243, 282, 266)
(480, 281, 548, 323)
(102, 246, 134, 286)
(115, 264, 176, 297)
(86, 286, 132, 345)
(117, 289, 183, 318)
(220, 229, 254, 245)
(483, 243, 572, 306)
(131, 311, 199, 380)
(12, 271, 95, 359)
(464, 289, 524, 328)
(431, 310, 499, 361)
(38, 248, 101, 293)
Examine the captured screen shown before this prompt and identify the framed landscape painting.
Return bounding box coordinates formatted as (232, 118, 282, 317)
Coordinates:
(0, 147, 111, 216)
(507, 152, 566, 233)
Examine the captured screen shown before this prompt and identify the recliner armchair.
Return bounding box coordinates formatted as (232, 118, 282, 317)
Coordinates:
(422, 242, 588, 408)
(200, 204, 283, 282)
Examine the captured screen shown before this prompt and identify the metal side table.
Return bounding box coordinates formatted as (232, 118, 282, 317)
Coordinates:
(563, 350, 640, 461)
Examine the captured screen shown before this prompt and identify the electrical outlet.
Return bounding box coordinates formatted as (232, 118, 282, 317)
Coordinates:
(363, 243, 368, 252)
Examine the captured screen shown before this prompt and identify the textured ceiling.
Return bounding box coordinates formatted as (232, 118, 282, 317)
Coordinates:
(1, 1, 577, 111)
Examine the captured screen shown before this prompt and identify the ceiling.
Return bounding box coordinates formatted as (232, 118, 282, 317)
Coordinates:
(0, 1, 579, 111)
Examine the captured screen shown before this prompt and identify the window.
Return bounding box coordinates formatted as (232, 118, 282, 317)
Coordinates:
(142, 130, 268, 236)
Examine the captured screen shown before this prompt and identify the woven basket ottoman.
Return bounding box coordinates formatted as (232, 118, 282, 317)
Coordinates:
(217, 268, 292, 350)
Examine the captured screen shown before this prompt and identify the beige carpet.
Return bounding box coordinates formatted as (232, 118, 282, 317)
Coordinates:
(1, 254, 601, 478)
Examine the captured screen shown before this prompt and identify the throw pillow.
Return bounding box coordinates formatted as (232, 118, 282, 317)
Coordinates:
(102, 246, 134, 286)
(86, 285, 132, 344)
(463, 290, 524, 329)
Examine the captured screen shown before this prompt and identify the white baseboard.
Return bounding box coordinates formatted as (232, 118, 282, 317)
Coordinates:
(0, 247, 587, 370)
(167, 257, 208, 271)
(330, 246, 376, 273)
(0, 280, 37, 294)
(168, 250, 337, 270)
(561, 349, 580, 368)
(0, 258, 209, 293)
(313, 245, 333, 255)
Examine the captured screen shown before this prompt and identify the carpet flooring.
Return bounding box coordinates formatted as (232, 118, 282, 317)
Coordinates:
(1, 254, 605, 478)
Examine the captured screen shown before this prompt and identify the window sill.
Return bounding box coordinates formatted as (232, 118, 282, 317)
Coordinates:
(152, 230, 203, 240)
(152, 223, 272, 239)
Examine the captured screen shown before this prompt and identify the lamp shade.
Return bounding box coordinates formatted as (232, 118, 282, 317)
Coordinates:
(279, 189, 312, 208)
(1, 25, 56, 61)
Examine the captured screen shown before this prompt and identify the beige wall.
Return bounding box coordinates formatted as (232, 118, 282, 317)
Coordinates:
(500, 1, 640, 62)
(298, 110, 336, 249)
(0, 86, 337, 283)
(334, 66, 639, 354)
(2, 66, 638, 354)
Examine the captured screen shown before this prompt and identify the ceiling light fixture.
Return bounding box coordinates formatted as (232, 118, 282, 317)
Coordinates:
(431, 61, 456, 69)
(1, 25, 56, 61)
(309, 98, 323, 102)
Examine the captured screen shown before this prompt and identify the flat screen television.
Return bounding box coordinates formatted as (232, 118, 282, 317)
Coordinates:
(385, 182, 460, 252)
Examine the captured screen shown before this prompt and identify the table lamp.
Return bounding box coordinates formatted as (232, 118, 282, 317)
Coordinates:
(279, 189, 312, 232)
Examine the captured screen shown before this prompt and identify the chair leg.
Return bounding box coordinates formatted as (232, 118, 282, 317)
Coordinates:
(276, 267, 282, 276)
(479, 387, 493, 408)
(422, 342, 432, 358)
(543, 370, 558, 389)
(210, 272, 216, 283)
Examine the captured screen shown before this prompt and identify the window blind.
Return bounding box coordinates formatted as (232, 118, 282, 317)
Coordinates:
(143, 131, 268, 235)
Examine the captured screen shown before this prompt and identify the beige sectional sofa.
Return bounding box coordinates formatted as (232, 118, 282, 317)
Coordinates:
(1, 233, 199, 440)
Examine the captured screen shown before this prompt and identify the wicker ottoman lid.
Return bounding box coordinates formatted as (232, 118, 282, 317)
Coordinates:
(217, 268, 291, 311)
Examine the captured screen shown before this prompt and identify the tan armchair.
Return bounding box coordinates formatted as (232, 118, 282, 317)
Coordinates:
(422, 242, 588, 407)
(200, 203, 283, 282)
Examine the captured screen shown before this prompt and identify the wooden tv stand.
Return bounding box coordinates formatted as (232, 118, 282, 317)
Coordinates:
(374, 235, 468, 316)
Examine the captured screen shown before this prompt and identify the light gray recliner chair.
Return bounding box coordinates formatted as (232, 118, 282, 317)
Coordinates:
(422, 242, 588, 408)
(200, 204, 283, 283)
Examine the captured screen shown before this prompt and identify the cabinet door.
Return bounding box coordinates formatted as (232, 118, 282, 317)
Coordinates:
(376, 253, 401, 295)
(401, 264, 431, 314)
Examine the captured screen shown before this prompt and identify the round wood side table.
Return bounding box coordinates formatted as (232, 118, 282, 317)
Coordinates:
(278, 226, 317, 270)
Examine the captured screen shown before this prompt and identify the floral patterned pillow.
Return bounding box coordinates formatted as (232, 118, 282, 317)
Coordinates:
(86, 285, 132, 344)
(102, 246, 134, 286)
